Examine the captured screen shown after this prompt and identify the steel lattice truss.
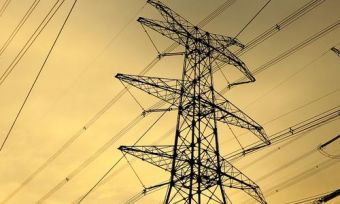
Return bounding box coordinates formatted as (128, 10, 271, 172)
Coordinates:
(116, 0, 271, 203)
(331, 47, 340, 57)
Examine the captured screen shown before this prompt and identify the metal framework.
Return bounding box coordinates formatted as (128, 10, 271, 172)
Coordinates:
(331, 47, 340, 57)
(116, 0, 270, 203)
(313, 189, 340, 204)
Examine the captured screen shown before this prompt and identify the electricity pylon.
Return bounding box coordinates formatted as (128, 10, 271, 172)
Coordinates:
(116, 0, 270, 203)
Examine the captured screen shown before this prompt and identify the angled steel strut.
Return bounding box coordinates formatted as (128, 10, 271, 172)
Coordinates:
(116, 0, 270, 203)
(331, 47, 340, 57)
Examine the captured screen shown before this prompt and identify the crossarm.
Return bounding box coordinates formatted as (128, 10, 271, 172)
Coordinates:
(144, 0, 255, 85)
(209, 33, 245, 49)
(212, 50, 255, 86)
(138, 17, 191, 47)
(116, 73, 182, 106)
(119, 145, 266, 203)
(146, 0, 195, 30)
(119, 145, 174, 171)
(207, 91, 270, 144)
(220, 157, 267, 203)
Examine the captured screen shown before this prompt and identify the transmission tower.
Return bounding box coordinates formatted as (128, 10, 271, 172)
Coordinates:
(116, 0, 271, 203)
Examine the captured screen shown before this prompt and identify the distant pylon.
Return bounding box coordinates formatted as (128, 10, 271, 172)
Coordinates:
(116, 0, 270, 203)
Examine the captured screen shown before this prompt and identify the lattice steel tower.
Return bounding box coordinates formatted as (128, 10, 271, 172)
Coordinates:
(116, 0, 270, 203)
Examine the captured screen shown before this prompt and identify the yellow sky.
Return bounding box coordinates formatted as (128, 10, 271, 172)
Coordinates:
(0, 0, 339, 203)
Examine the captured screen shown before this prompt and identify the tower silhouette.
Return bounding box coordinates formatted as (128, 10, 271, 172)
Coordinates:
(116, 0, 270, 203)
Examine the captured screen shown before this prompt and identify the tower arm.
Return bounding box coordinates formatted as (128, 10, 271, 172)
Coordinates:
(144, 0, 255, 85)
(119, 145, 266, 203)
(146, 0, 245, 49)
(223, 106, 340, 161)
(211, 50, 256, 86)
(116, 73, 183, 106)
(205, 91, 270, 144)
(146, 0, 195, 30)
(209, 33, 245, 49)
(119, 145, 178, 171)
(220, 157, 267, 204)
(138, 17, 190, 47)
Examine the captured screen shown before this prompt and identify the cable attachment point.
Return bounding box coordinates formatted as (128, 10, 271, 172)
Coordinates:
(158, 52, 185, 59)
(142, 107, 174, 117)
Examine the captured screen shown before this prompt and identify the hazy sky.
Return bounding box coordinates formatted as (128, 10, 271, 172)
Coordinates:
(0, 0, 339, 203)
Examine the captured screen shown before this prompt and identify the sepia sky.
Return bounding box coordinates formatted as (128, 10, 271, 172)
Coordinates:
(0, 0, 339, 203)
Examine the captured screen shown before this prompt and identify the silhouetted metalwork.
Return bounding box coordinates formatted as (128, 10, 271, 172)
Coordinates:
(225, 106, 340, 161)
(314, 189, 340, 204)
(116, 0, 270, 203)
(331, 47, 340, 57)
(318, 134, 340, 159)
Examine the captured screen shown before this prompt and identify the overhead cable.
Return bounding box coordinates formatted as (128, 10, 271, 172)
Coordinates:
(0, 0, 78, 151)
(234, 0, 271, 39)
(0, 1, 235, 201)
(73, 111, 167, 204)
(0, 0, 41, 55)
(0, 0, 11, 16)
(0, 0, 66, 86)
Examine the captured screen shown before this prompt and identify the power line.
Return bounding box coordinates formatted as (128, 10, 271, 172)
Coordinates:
(35, 114, 144, 203)
(76, 111, 167, 204)
(263, 159, 337, 199)
(44, 2, 147, 109)
(37, 1, 241, 201)
(83, 96, 339, 201)
(204, 0, 329, 90)
(70, 127, 175, 203)
(240, 159, 337, 203)
(0, 0, 11, 16)
(0, 0, 78, 151)
(75, 0, 334, 201)
(224, 106, 340, 161)
(286, 190, 338, 204)
(122, 180, 169, 204)
(0, 1, 237, 202)
(73, 30, 338, 204)
(244, 48, 332, 109)
(220, 86, 339, 149)
(197, 0, 236, 28)
(1, 0, 326, 201)
(0, 0, 41, 56)
(0, 0, 66, 87)
(237, 0, 326, 56)
(36, 99, 170, 203)
(228, 148, 317, 199)
(234, 0, 271, 39)
(219, 19, 340, 94)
